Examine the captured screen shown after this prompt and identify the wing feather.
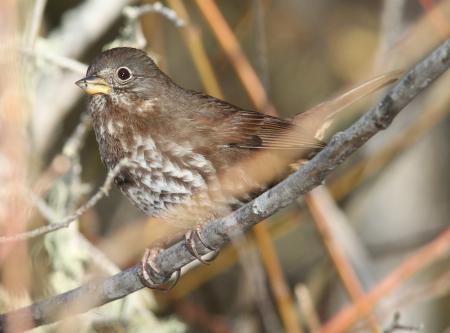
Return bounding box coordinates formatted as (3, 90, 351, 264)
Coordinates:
(191, 70, 401, 151)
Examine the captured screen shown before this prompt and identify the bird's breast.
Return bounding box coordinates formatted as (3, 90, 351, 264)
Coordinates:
(90, 99, 244, 220)
(113, 131, 221, 217)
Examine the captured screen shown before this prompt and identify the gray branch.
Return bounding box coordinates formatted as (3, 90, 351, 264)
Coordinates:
(2, 37, 450, 332)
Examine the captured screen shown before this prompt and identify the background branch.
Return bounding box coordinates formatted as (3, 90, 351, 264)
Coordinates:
(0, 159, 131, 243)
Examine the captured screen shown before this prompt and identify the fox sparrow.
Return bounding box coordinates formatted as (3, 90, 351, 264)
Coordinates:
(76, 47, 398, 288)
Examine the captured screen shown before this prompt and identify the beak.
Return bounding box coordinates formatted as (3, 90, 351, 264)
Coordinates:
(75, 75, 111, 95)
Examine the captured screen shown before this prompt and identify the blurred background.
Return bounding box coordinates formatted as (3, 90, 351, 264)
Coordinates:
(0, 0, 449, 332)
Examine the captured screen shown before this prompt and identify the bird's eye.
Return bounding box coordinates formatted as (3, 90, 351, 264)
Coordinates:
(116, 67, 132, 81)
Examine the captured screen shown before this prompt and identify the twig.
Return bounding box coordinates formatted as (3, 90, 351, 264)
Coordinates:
(32, 112, 91, 202)
(47, 0, 133, 58)
(375, 0, 407, 68)
(375, 0, 450, 71)
(304, 189, 381, 332)
(123, 2, 185, 27)
(329, 71, 450, 200)
(1, 36, 449, 332)
(294, 284, 321, 332)
(0, 159, 131, 243)
(331, 1, 450, 200)
(62, 112, 92, 158)
(22, 47, 87, 74)
(318, 227, 450, 333)
(109, 2, 185, 50)
(382, 268, 450, 321)
(253, 225, 304, 333)
(252, 0, 271, 93)
(24, 0, 48, 49)
(383, 312, 422, 333)
(194, 0, 276, 115)
(236, 238, 284, 333)
(31, 192, 121, 276)
(167, 0, 223, 98)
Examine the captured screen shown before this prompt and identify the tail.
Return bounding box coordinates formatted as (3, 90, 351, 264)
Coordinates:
(293, 70, 402, 140)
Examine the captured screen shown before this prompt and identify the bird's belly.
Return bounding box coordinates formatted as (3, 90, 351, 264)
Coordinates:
(116, 140, 222, 221)
(120, 166, 195, 216)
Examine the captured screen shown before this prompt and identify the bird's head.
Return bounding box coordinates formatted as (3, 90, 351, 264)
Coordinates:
(75, 47, 166, 99)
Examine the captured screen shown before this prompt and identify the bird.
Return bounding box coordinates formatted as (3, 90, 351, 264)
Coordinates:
(76, 47, 399, 288)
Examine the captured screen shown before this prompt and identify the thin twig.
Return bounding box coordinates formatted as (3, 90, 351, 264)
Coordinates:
(319, 227, 450, 333)
(109, 2, 185, 50)
(375, 0, 407, 68)
(253, 225, 304, 333)
(30, 193, 120, 276)
(252, 0, 271, 93)
(329, 71, 450, 200)
(305, 189, 381, 332)
(22, 47, 88, 74)
(294, 284, 321, 332)
(194, 0, 276, 115)
(62, 112, 92, 158)
(382, 268, 450, 321)
(1, 36, 449, 332)
(32, 112, 91, 201)
(123, 2, 185, 27)
(0, 159, 130, 243)
(47, 0, 133, 58)
(236, 238, 284, 333)
(383, 312, 422, 333)
(24, 0, 48, 49)
(167, 0, 223, 98)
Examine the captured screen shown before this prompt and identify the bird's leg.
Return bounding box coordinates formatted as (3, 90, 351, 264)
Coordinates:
(139, 248, 180, 290)
(185, 224, 219, 264)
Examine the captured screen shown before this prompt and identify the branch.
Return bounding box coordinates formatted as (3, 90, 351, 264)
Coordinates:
(2, 37, 450, 332)
(194, 0, 276, 114)
(24, 0, 47, 49)
(47, 0, 133, 58)
(0, 159, 131, 243)
(318, 226, 450, 333)
(304, 189, 381, 332)
(123, 2, 185, 27)
(108, 2, 185, 50)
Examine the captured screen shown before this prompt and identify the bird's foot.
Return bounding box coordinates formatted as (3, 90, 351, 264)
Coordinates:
(185, 225, 219, 264)
(139, 248, 180, 290)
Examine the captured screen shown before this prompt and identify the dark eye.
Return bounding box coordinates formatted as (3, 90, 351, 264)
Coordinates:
(116, 67, 132, 81)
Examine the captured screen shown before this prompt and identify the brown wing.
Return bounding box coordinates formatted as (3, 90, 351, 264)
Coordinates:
(192, 95, 325, 150)
(189, 70, 401, 150)
(218, 110, 325, 150)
